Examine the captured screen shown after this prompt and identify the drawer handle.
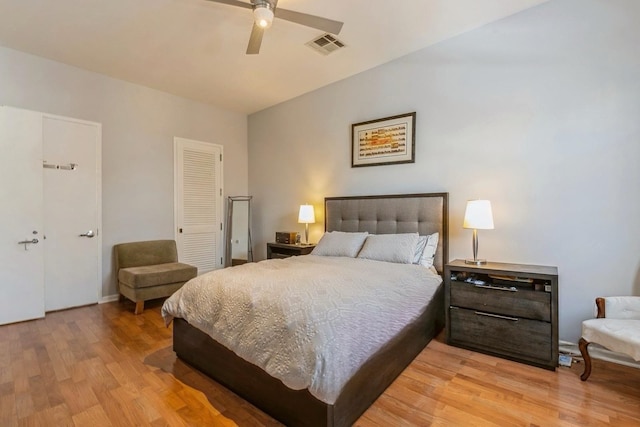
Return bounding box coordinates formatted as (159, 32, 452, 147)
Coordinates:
(475, 284, 517, 292)
(474, 311, 519, 322)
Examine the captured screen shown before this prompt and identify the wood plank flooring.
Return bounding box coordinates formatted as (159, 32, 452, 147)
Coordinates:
(1, 299, 639, 426)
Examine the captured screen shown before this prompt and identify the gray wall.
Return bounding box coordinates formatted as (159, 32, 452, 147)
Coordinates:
(248, 0, 640, 341)
(0, 46, 248, 298)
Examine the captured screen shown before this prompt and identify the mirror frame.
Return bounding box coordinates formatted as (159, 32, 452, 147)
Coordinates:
(224, 196, 253, 267)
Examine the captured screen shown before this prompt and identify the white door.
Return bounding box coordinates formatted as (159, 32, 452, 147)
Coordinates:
(0, 107, 45, 325)
(174, 137, 223, 274)
(43, 115, 101, 311)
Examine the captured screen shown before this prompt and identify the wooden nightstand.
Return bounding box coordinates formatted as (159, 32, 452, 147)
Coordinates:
(444, 259, 559, 370)
(266, 242, 316, 259)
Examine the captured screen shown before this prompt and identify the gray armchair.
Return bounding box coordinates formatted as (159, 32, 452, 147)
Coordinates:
(114, 240, 197, 314)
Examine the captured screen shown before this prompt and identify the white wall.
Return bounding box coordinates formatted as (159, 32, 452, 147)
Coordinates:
(248, 0, 640, 341)
(0, 46, 248, 298)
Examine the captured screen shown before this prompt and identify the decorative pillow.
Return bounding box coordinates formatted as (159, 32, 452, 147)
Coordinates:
(356, 233, 419, 264)
(414, 232, 439, 268)
(311, 231, 368, 257)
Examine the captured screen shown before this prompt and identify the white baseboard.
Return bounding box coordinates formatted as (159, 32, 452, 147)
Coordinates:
(559, 340, 640, 369)
(100, 294, 119, 304)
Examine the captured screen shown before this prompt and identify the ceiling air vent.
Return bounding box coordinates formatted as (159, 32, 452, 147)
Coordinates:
(306, 33, 346, 56)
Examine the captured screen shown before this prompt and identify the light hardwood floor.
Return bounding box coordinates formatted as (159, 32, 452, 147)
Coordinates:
(1, 299, 639, 426)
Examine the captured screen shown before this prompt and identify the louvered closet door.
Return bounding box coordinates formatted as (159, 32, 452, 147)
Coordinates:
(174, 138, 223, 274)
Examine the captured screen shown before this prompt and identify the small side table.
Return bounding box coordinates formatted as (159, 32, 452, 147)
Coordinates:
(267, 242, 316, 259)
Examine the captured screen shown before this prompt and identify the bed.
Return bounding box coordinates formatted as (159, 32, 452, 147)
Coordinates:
(162, 193, 449, 427)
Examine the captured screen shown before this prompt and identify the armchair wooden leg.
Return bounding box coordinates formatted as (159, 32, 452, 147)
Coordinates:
(134, 301, 144, 315)
(579, 337, 592, 381)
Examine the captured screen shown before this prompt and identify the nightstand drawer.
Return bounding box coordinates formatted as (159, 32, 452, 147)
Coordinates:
(267, 242, 316, 259)
(450, 281, 551, 322)
(449, 307, 551, 362)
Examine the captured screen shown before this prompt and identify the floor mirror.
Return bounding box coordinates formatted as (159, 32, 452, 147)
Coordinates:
(224, 196, 253, 267)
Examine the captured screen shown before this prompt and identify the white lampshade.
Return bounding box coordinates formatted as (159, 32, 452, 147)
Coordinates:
(463, 200, 494, 230)
(298, 204, 315, 224)
(253, 5, 274, 29)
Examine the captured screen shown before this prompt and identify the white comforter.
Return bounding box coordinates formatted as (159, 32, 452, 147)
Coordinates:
(161, 255, 442, 404)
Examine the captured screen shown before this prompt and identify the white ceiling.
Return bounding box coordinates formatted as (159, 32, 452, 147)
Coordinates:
(0, 0, 548, 114)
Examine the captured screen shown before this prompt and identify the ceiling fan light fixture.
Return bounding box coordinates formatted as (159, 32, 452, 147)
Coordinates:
(253, 4, 274, 29)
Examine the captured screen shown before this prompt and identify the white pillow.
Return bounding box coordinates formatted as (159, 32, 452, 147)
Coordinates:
(357, 233, 419, 264)
(311, 231, 368, 257)
(414, 235, 428, 263)
(414, 232, 439, 268)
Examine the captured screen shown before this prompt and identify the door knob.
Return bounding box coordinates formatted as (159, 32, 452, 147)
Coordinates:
(79, 230, 95, 238)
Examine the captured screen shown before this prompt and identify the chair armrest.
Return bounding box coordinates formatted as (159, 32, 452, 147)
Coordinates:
(596, 297, 605, 318)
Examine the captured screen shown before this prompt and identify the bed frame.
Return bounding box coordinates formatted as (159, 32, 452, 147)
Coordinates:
(173, 193, 449, 426)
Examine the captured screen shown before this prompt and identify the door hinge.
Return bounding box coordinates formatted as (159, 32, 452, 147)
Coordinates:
(220, 188, 222, 196)
(220, 223, 222, 231)
(220, 154, 222, 162)
(220, 257, 223, 265)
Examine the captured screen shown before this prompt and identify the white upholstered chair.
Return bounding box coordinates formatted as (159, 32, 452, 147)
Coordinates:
(579, 296, 640, 380)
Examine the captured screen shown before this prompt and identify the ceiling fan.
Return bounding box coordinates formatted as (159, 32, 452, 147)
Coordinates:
(206, 0, 344, 54)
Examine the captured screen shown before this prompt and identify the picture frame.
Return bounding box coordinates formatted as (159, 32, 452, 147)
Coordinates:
(351, 112, 416, 168)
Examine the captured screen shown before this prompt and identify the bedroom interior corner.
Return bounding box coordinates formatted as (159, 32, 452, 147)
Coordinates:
(1, 0, 640, 425)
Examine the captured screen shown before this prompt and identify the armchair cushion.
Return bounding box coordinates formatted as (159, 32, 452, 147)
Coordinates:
(115, 239, 178, 269)
(119, 262, 197, 289)
(604, 296, 640, 319)
(582, 318, 640, 361)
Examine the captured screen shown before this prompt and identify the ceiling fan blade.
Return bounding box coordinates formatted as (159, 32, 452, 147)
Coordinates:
(204, 0, 252, 9)
(246, 23, 264, 54)
(275, 8, 343, 35)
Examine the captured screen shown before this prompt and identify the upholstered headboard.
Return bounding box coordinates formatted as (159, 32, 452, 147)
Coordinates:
(324, 193, 449, 273)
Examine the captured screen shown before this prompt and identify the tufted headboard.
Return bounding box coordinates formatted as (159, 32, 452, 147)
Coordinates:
(324, 193, 449, 273)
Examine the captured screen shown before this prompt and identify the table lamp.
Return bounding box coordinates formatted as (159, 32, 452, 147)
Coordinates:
(298, 204, 315, 245)
(463, 200, 494, 265)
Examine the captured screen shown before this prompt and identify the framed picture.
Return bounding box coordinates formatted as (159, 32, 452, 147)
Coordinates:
(351, 112, 416, 167)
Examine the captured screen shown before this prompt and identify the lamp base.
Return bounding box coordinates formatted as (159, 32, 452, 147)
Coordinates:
(465, 259, 487, 265)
